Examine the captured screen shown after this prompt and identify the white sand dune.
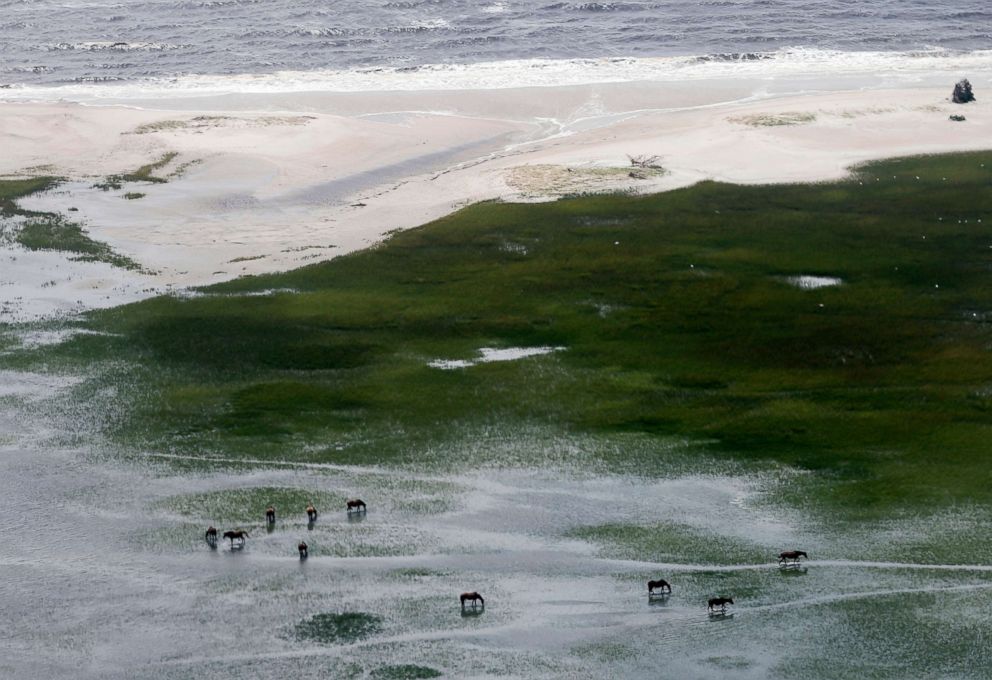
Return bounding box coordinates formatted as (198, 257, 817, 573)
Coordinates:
(1, 74, 989, 321)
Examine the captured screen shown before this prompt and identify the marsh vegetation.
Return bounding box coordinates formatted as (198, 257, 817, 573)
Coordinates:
(4, 152, 992, 677)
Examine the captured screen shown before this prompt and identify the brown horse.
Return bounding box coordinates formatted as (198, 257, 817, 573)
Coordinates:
(648, 579, 671, 594)
(298, 541, 308, 558)
(223, 529, 249, 547)
(708, 597, 734, 612)
(460, 592, 484, 608)
(306, 503, 318, 522)
(779, 550, 808, 565)
(266, 506, 276, 524)
(346, 499, 366, 513)
(205, 526, 218, 544)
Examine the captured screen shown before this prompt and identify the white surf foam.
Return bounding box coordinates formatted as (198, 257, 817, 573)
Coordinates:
(3, 47, 990, 102)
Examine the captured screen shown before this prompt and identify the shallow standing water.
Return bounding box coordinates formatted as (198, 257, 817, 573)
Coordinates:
(3, 367, 992, 679)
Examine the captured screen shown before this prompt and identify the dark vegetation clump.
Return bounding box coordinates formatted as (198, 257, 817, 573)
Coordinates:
(370, 665, 442, 680)
(294, 612, 383, 644)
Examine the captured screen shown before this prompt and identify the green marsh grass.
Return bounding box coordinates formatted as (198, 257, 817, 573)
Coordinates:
(160, 486, 346, 523)
(13, 151, 992, 521)
(94, 152, 178, 190)
(369, 665, 442, 680)
(0, 176, 143, 269)
(295, 612, 383, 644)
(571, 522, 770, 565)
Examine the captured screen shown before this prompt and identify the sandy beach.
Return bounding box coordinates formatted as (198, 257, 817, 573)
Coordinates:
(1, 73, 989, 322)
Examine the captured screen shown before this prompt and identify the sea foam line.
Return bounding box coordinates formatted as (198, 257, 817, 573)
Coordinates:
(3, 46, 991, 102)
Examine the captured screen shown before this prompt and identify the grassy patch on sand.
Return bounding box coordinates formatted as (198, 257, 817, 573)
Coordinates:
(11, 151, 992, 521)
(0, 177, 59, 217)
(729, 111, 817, 126)
(16, 217, 143, 269)
(94, 152, 178, 190)
(0, 177, 143, 270)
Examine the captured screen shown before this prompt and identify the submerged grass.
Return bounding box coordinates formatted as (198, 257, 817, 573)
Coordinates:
(295, 612, 383, 644)
(571, 522, 770, 565)
(11, 151, 992, 521)
(160, 486, 346, 523)
(0, 176, 143, 270)
(369, 665, 442, 679)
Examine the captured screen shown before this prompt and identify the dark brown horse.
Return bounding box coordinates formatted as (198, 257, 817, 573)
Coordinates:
(205, 526, 218, 544)
(708, 597, 733, 612)
(460, 592, 484, 608)
(266, 506, 276, 523)
(298, 541, 308, 558)
(306, 503, 318, 522)
(223, 529, 249, 547)
(778, 550, 808, 565)
(346, 498, 366, 513)
(648, 579, 672, 594)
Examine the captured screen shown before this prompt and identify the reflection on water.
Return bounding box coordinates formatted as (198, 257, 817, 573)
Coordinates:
(460, 604, 485, 618)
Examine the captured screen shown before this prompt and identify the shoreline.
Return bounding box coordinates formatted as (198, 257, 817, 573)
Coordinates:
(1, 72, 990, 324)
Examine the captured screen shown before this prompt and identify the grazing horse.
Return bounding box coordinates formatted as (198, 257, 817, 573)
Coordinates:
(648, 579, 672, 595)
(779, 550, 808, 565)
(708, 597, 734, 612)
(346, 499, 366, 513)
(298, 541, 308, 559)
(306, 503, 318, 522)
(205, 526, 218, 544)
(460, 592, 485, 608)
(266, 506, 276, 524)
(223, 529, 249, 547)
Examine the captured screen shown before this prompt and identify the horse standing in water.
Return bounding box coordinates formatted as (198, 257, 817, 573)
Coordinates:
(266, 506, 276, 524)
(223, 529, 249, 548)
(708, 597, 734, 612)
(204, 526, 218, 546)
(346, 499, 366, 513)
(298, 541, 308, 559)
(648, 579, 671, 595)
(778, 550, 808, 566)
(460, 592, 484, 608)
(306, 503, 318, 522)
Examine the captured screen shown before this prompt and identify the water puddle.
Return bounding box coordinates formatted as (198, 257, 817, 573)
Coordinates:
(428, 345, 565, 369)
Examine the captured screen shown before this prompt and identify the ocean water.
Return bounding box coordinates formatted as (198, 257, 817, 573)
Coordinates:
(1, 0, 991, 97)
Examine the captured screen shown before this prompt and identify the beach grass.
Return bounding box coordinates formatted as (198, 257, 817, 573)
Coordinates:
(11, 151, 992, 521)
(0, 176, 144, 270)
(94, 152, 178, 190)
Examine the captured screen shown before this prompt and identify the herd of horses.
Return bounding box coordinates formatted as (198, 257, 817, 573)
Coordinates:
(203, 499, 808, 613)
(646, 550, 807, 613)
(204, 498, 366, 553)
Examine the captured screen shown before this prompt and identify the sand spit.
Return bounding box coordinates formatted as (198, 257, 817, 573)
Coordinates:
(1, 77, 989, 321)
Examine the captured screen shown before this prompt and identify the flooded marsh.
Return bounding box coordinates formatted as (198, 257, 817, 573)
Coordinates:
(4, 153, 992, 677)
